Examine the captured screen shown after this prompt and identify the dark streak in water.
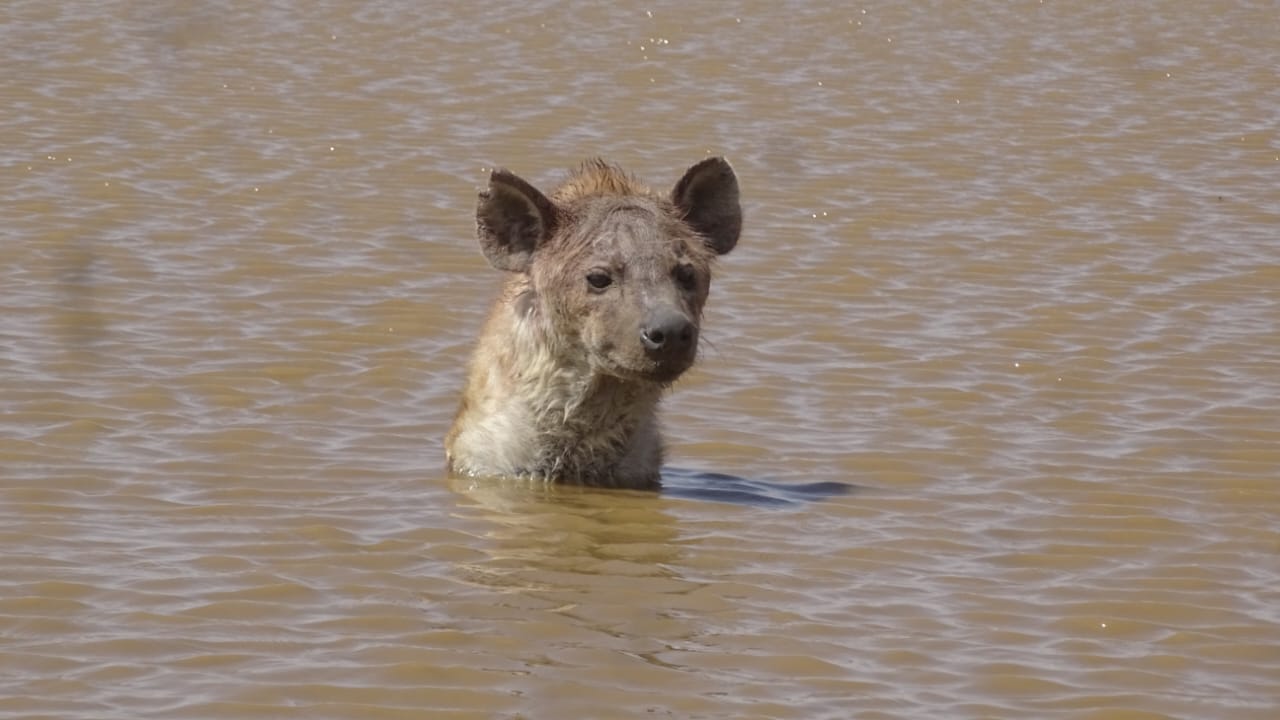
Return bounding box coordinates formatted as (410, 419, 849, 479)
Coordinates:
(660, 467, 857, 506)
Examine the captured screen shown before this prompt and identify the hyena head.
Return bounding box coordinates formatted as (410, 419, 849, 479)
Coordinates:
(475, 157, 741, 384)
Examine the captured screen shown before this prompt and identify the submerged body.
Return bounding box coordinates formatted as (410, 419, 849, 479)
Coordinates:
(446, 158, 742, 488)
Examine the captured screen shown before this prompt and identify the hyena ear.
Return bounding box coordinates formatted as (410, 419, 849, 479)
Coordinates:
(476, 169, 558, 272)
(672, 157, 741, 256)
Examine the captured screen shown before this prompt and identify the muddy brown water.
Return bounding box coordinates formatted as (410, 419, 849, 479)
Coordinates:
(3, 1, 1278, 718)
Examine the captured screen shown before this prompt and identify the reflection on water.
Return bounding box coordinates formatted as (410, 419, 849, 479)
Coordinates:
(448, 474, 682, 579)
(3, 0, 1279, 717)
(451, 468, 857, 510)
(661, 467, 857, 506)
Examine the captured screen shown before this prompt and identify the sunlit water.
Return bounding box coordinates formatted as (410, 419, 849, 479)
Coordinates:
(3, 1, 1278, 718)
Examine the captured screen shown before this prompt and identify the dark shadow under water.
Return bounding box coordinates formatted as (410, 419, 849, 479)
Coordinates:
(660, 467, 858, 507)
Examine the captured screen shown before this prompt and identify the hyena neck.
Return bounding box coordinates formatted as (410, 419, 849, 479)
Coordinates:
(509, 302, 663, 433)
(502, 299, 665, 481)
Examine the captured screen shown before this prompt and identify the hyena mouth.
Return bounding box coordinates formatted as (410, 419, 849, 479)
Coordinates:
(600, 351, 695, 385)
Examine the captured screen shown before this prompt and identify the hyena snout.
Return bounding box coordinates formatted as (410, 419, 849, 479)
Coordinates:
(640, 308, 696, 358)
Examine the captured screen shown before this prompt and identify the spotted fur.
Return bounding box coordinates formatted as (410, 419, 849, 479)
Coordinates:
(446, 157, 741, 488)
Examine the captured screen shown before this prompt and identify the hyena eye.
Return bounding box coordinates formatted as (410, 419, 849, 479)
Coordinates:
(586, 270, 613, 291)
(674, 263, 698, 291)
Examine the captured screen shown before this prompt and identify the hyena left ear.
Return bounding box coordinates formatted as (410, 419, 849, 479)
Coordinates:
(672, 157, 741, 256)
(476, 169, 558, 273)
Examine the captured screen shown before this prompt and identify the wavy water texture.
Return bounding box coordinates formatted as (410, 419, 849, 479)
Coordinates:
(2, 0, 1278, 718)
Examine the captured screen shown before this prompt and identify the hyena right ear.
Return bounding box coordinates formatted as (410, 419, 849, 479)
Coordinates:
(672, 157, 741, 256)
(475, 169, 558, 273)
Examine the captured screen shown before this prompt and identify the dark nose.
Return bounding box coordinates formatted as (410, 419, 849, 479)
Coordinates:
(640, 310, 695, 353)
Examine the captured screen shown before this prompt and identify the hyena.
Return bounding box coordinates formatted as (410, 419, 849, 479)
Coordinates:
(446, 157, 741, 489)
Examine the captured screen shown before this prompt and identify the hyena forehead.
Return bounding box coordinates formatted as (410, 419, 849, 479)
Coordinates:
(573, 198, 709, 261)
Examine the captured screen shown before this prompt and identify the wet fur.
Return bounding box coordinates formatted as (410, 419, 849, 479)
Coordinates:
(446, 158, 740, 489)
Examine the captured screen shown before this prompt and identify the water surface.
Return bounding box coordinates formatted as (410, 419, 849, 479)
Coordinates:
(3, 1, 1278, 718)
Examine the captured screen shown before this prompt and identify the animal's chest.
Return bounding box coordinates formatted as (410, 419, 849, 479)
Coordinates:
(532, 416, 633, 471)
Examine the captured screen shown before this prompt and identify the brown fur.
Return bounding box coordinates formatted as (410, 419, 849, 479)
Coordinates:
(446, 157, 741, 488)
(552, 159, 653, 202)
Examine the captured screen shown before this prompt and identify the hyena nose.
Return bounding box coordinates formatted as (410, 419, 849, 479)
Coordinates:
(641, 311, 695, 353)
